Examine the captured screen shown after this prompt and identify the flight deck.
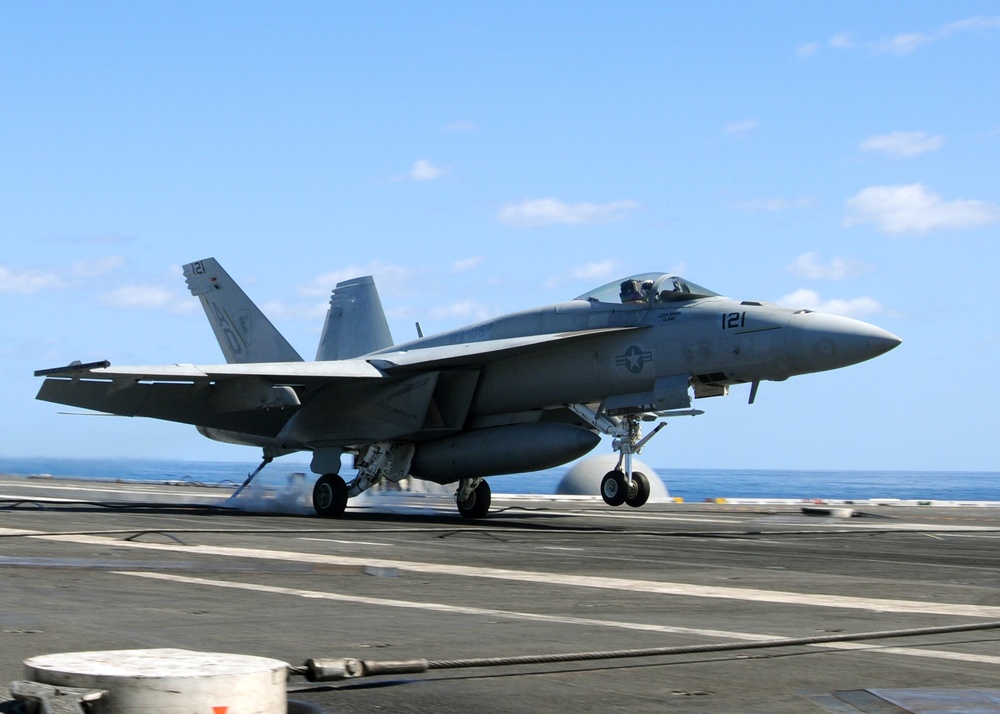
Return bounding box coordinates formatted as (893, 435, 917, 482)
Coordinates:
(2, 474, 999, 713)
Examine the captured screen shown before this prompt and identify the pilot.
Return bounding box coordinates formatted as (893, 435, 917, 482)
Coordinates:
(656, 278, 690, 301)
(619, 279, 650, 304)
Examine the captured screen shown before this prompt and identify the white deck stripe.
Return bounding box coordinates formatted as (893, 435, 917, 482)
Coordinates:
(820, 642, 1000, 664)
(118, 571, 1000, 666)
(0, 483, 226, 498)
(33, 532, 1000, 618)
(117, 570, 776, 641)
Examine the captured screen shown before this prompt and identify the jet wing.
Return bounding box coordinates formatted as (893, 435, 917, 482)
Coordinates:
(34, 359, 385, 436)
(34, 326, 641, 438)
(35, 326, 638, 385)
(367, 326, 643, 372)
(35, 359, 385, 384)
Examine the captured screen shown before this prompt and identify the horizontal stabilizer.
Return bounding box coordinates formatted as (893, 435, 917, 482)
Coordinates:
(184, 258, 303, 364)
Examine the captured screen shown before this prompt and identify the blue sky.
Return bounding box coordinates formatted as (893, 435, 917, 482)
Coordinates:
(2, 3, 998, 472)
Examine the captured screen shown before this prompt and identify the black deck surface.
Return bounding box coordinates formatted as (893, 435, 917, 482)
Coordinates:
(2, 475, 999, 713)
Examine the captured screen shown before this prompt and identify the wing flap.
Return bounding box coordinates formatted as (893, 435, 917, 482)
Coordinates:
(37, 378, 295, 437)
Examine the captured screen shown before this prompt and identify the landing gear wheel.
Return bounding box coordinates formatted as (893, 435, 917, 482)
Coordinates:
(625, 471, 650, 508)
(601, 470, 627, 507)
(457, 480, 491, 519)
(312, 474, 348, 518)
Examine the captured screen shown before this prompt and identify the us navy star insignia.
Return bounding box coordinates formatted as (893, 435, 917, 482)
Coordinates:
(615, 345, 653, 374)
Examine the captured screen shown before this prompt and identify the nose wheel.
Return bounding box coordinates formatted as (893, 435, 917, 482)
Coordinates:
(601, 470, 650, 507)
(600, 471, 627, 506)
(625, 471, 650, 507)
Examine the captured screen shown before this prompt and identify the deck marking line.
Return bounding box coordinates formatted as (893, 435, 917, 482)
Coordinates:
(0, 483, 225, 498)
(298, 538, 389, 547)
(33, 532, 1000, 618)
(117, 571, 1000, 666)
(116, 570, 776, 641)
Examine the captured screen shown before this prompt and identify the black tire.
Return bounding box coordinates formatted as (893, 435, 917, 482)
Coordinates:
(600, 470, 627, 507)
(312, 474, 348, 518)
(457, 480, 492, 519)
(625, 471, 650, 508)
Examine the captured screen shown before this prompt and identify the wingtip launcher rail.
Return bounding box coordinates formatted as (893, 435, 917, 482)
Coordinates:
(34, 360, 111, 378)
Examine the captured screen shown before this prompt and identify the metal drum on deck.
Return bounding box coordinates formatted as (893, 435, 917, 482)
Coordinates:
(24, 648, 287, 714)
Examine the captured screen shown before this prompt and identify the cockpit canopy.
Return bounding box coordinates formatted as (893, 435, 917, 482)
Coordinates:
(576, 273, 719, 306)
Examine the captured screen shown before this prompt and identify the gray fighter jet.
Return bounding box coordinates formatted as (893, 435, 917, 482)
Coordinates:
(35, 258, 900, 518)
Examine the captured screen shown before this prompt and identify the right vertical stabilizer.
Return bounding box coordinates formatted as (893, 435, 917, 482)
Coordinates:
(184, 258, 303, 364)
(316, 276, 394, 360)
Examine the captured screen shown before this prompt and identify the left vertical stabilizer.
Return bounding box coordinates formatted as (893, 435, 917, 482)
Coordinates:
(184, 258, 304, 364)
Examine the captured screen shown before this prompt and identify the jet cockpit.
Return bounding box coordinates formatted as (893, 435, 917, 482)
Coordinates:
(576, 273, 719, 306)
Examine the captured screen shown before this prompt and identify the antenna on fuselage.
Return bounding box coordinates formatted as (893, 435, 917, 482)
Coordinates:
(415, 322, 424, 338)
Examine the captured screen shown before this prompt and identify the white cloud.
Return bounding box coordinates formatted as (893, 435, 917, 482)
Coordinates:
(806, 16, 1000, 58)
(730, 196, 815, 213)
(498, 198, 642, 227)
(875, 32, 931, 55)
(874, 16, 1000, 54)
(777, 289, 883, 318)
(71, 255, 128, 277)
(544, 260, 620, 290)
(97, 285, 178, 310)
(0, 264, 63, 294)
(260, 299, 328, 322)
(942, 16, 1000, 34)
(572, 261, 619, 281)
(844, 184, 1000, 235)
(385, 159, 451, 183)
(409, 159, 449, 181)
(787, 252, 872, 281)
(428, 299, 494, 322)
(723, 119, 759, 136)
(445, 120, 478, 132)
(796, 42, 819, 58)
(298, 262, 416, 298)
(829, 32, 855, 49)
(452, 256, 484, 273)
(860, 131, 943, 157)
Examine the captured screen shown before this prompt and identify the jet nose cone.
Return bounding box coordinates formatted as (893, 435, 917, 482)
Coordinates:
(786, 312, 900, 375)
(867, 328, 902, 358)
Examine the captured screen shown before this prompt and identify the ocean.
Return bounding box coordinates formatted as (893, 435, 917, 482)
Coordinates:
(1, 456, 999, 503)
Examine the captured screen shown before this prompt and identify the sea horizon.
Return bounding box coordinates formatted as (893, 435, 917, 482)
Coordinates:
(2, 455, 999, 504)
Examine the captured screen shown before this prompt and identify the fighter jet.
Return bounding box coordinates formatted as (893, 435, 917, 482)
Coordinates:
(35, 258, 900, 518)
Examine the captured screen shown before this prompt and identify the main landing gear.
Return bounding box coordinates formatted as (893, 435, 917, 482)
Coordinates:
(313, 473, 348, 517)
(308, 443, 494, 519)
(456, 478, 491, 519)
(312, 442, 415, 518)
(569, 403, 698, 509)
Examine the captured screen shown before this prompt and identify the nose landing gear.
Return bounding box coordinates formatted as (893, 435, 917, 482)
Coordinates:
(570, 403, 698, 508)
